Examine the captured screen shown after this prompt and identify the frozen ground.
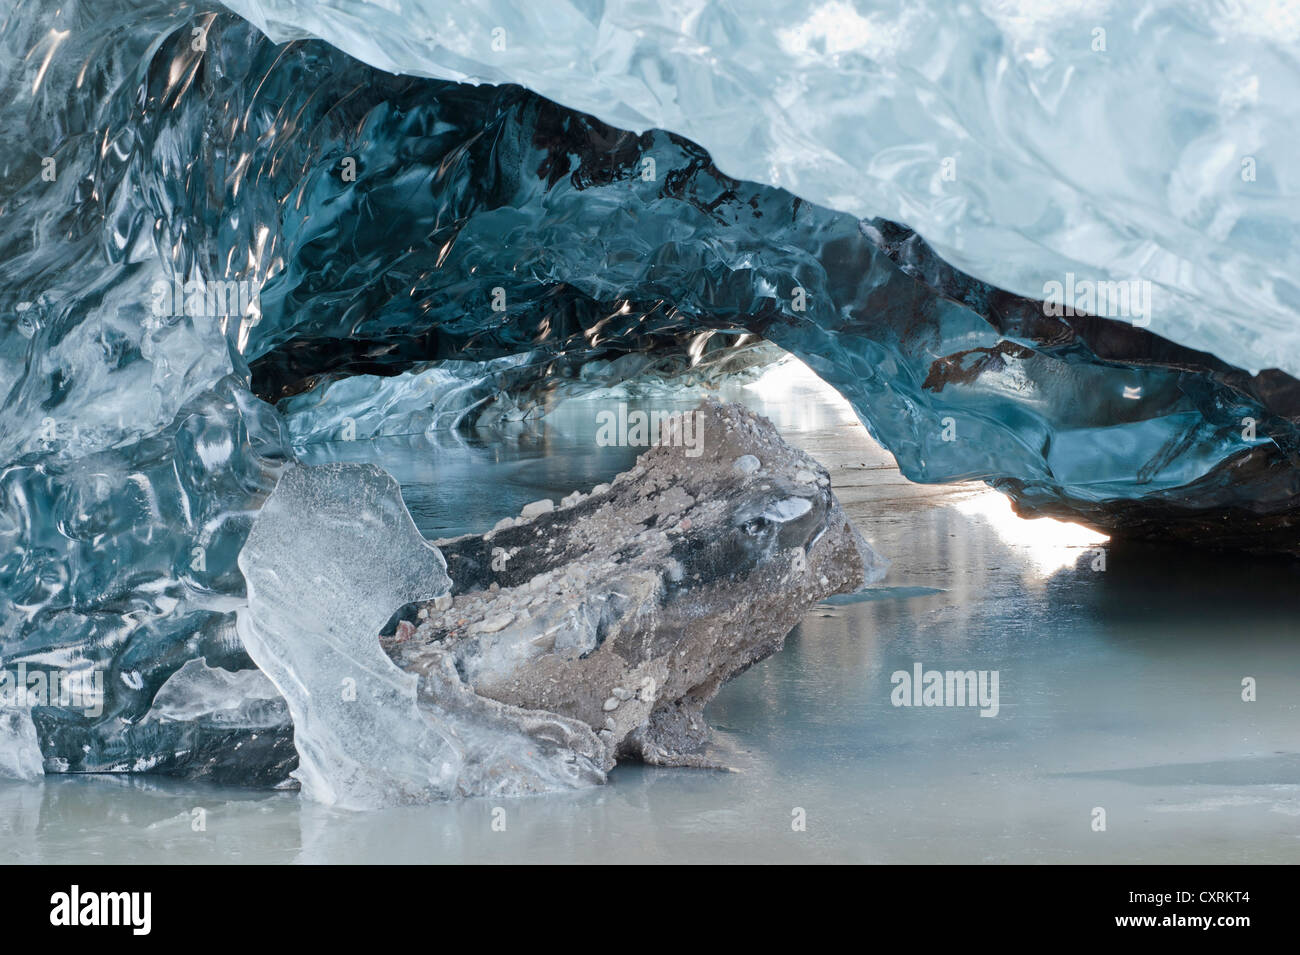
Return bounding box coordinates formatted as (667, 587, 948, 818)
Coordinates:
(3, 361, 1297, 863)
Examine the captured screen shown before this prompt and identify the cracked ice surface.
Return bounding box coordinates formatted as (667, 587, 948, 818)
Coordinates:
(224, 0, 1300, 377)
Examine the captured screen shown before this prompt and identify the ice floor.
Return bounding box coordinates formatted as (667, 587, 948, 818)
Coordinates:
(3, 362, 1297, 863)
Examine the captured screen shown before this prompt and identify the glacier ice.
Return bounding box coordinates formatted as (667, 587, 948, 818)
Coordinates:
(278, 338, 781, 448)
(223, 0, 1300, 379)
(3, 1, 1291, 535)
(121, 658, 295, 784)
(11, 377, 292, 779)
(2, 0, 1299, 787)
(0, 708, 44, 781)
(237, 461, 462, 806)
(278, 353, 544, 449)
(149, 658, 283, 723)
(237, 462, 605, 806)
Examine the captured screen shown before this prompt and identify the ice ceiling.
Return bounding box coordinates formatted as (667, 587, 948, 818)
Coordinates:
(225, 0, 1300, 379)
(1, 0, 1298, 781)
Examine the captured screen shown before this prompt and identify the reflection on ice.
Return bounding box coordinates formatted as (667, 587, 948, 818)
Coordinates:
(953, 490, 1109, 578)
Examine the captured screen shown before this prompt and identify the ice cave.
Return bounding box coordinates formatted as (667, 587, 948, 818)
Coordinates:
(1, 0, 1297, 866)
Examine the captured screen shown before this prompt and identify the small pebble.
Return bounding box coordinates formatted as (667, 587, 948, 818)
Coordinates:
(602, 697, 620, 712)
(733, 454, 760, 475)
(520, 498, 555, 520)
(794, 469, 816, 484)
(470, 612, 515, 634)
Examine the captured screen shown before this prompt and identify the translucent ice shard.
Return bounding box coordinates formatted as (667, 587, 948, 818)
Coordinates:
(277, 339, 781, 449)
(108, 660, 296, 784)
(149, 659, 284, 723)
(224, 0, 1300, 378)
(278, 354, 542, 449)
(237, 462, 604, 806)
(236, 463, 462, 806)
